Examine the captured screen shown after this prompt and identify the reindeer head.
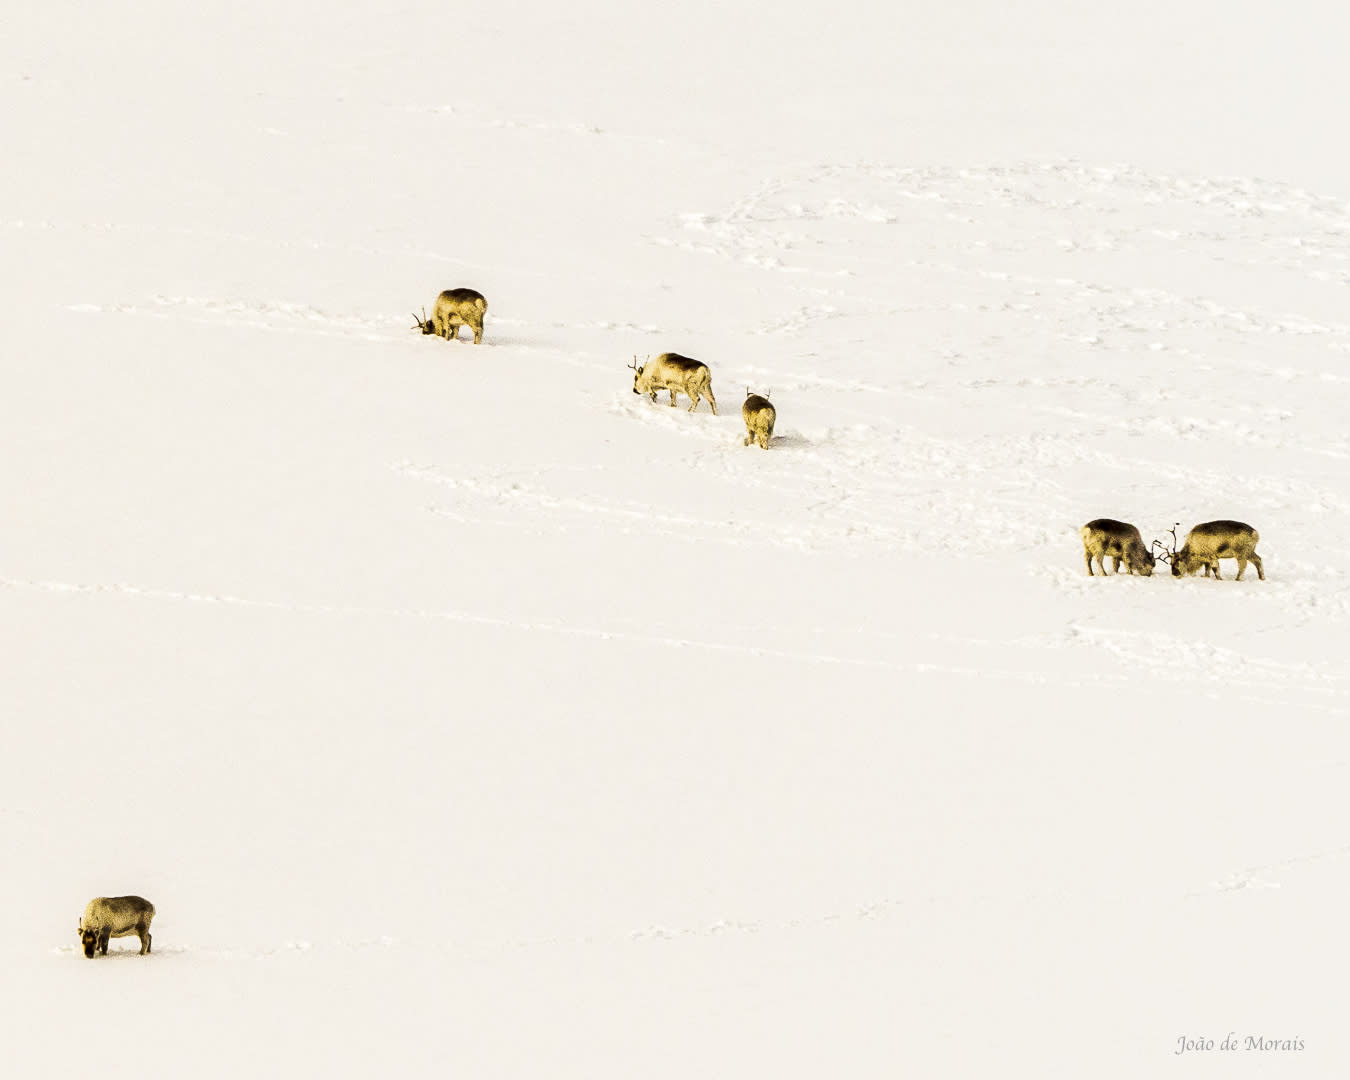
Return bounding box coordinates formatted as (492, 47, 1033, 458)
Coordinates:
(1172, 547, 1207, 578)
(411, 307, 433, 335)
(629, 355, 649, 394)
(79, 927, 100, 958)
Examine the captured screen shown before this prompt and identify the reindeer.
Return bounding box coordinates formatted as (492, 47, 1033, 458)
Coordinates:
(1169, 520, 1265, 580)
(1080, 518, 1156, 576)
(412, 288, 487, 344)
(78, 896, 155, 958)
(628, 354, 717, 414)
(741, 389, 775, 449)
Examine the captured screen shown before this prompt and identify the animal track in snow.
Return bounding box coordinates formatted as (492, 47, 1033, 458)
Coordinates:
(1, 569, 1194, 699)
(660, 160, 1350, 348)
(1190, 845, 1350, 899)
(394, 457, 916, 552)
(66, 294, 395, 340)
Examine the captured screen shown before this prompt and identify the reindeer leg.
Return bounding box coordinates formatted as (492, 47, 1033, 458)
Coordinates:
(1251, 553, 1265, 580)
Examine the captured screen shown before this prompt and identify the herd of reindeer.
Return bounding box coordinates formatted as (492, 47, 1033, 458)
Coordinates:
(71, 284, 1271, 956)
(412, 287, 1268, 584)
(409, 288, 1265, 582)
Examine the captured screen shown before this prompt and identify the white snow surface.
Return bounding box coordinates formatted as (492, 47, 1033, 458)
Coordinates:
(4, 2, 1348, 1075)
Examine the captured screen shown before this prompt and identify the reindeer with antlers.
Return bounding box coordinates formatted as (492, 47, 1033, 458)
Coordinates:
(1163, 520, 1266, 581)
(741, 388, 775, 449)
(629, 353, 717, 414)
(1080, 518, 1158, 577)
(412, 288, 487, 344)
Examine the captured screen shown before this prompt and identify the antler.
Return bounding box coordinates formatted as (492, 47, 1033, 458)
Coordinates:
(1152, 523, 1182, 563)
(411, 311, 423, 330)
(627, 355, 639, 371)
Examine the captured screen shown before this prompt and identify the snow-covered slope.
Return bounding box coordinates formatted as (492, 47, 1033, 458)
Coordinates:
(3, 2, 1346, 1076)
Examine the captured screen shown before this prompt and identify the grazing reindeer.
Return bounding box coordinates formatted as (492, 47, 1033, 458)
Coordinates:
(1080, 518, 1156, 576)
(629, 354, 717, 414)
(1170, 520, 1265, 580)
(741, 389, 776, 449)
(78, 896, 155, 958)
(412, 288, 487, 344)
